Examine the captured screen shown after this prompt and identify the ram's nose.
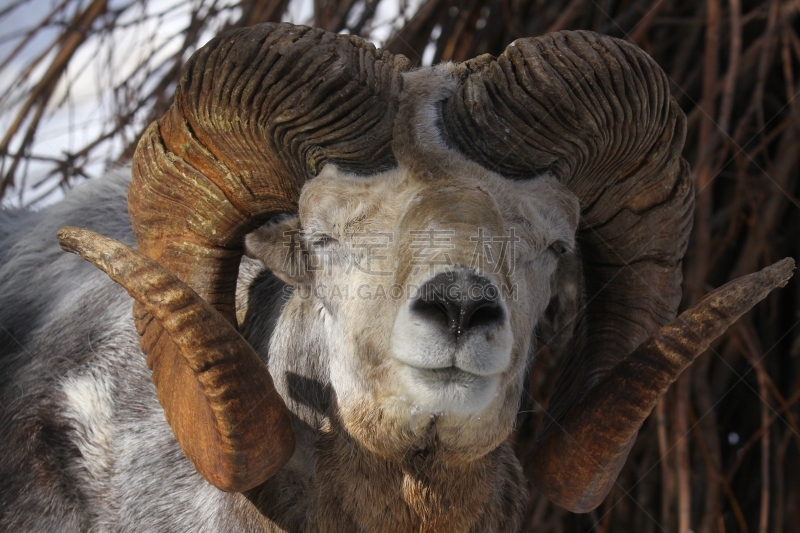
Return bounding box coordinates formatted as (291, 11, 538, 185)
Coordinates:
(410, 270, 505, 339)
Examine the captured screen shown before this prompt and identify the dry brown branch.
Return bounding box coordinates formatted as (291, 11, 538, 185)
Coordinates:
(0, 0, 107, 198)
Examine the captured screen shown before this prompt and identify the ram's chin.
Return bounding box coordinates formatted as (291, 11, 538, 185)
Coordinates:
(399, 365, 500, 416)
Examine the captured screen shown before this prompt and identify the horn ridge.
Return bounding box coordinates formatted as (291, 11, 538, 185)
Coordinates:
(531, 258, 795, 512)
(126, 22, 410, 491)
(57, 226, 295, 492)
(439, 30, 694, 510)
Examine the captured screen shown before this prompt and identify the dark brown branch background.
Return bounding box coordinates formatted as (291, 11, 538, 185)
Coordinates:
(1, 0, 799, 531)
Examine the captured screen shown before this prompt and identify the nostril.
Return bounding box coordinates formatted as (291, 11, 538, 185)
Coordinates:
(410, 271, 505, 338)
(463, 300, 504, 330)
(411, 298, 454, 327)
(410, 293, 457, 329)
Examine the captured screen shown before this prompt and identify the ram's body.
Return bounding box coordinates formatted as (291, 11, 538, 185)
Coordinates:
(0, 174, 233, 530)
(0, 173, 326, 531)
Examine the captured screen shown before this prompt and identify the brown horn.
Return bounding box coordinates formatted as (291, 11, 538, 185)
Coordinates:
(533, 257, 795, 511)
(57, 226, 294, 491)
(439, 31, 693, 509)
(123, 23, 409, 491)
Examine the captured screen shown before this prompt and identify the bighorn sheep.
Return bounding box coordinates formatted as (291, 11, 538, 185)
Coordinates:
(0, 23, 794, 531)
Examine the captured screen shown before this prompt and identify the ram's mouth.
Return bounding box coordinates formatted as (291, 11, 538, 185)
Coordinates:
(414, 366, 481, 385)
(398, 364, 500, 416)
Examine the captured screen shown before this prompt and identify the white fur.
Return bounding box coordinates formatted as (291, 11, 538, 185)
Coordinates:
(403, 63, 458, 150)
(390, 300, 513, 375)
(61, 369, 114, 483)
(399, 366, 501, 416)
(389, 296, 513, 414)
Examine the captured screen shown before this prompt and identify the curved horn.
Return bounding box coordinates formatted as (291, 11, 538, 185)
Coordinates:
(533, 257, 794, 511)
(438, 32, 693, 509)
(58, 226, 294, 491)
(124, 23, 409, 491)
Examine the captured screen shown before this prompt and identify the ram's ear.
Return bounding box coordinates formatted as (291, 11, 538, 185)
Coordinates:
(245, 216, 312, 286)
(537, 251, 583, 356)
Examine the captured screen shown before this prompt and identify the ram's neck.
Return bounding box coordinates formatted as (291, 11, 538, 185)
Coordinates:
(312, 420, 527, 532)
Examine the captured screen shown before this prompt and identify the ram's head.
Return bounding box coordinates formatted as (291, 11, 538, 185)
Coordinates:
(57, 23, 794, 514)
(245, 141, 578, 464)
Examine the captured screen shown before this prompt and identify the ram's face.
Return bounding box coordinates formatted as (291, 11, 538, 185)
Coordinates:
(248, 163, 579, 458)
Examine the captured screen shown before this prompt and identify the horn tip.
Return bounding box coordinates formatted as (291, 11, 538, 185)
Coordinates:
(57, 225, 91, 254)
(764, 257, 795, 288)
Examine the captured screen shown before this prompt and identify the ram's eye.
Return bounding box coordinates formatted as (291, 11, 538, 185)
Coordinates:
(311, 234, 337, 247)
(549, 241, 568, 256)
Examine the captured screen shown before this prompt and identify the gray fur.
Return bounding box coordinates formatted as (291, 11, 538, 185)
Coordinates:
(0, 170, 293, 532)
